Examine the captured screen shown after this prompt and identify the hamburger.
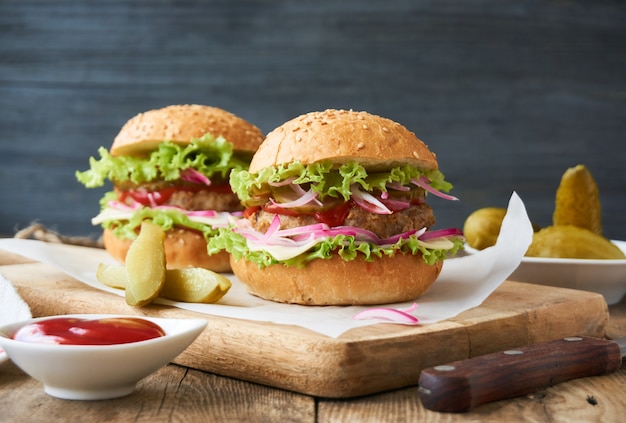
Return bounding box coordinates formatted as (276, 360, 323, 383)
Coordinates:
(209, 109, 464, 305)
(76, 104, 264, 271)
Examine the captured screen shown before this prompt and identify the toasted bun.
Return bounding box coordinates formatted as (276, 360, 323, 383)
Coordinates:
(103, 228, 231, 272)
(111, 104, 264, 156)
(230, 253, 442, 305)
(250, 109, 438, 173)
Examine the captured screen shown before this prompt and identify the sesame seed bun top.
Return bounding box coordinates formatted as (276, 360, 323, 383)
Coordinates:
(111, 104, 264, 157)
(249, 109, 438, 173)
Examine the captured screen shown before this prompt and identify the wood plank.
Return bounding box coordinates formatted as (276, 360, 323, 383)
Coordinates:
(0, 249, 609, 398)
(0, 360, 315, 423)
(316, 369, 626, 422)
(5, 355, 625, 423)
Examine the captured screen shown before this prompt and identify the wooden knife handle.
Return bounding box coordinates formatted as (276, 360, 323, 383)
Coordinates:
(418, 336, 622, 413)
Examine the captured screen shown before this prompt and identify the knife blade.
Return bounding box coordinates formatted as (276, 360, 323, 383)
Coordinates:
(418, 336, 624, 413)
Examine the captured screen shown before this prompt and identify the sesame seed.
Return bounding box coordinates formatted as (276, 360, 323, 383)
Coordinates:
(362, 124, 368, 130)
(357, 142, 365, 150)
(382, 127, 389, 132)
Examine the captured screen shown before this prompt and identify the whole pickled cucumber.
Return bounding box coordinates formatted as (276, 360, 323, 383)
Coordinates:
(525, 225, 625, 260)
(553, 165, 602, 235)
(463, 208, 508, 250)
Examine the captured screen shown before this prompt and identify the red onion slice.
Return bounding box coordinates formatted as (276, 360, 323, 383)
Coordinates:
(268, 177, 296, 187)
(269, 188, 321, 209)
(353, 303, 420, 324)
(351, 185, 392, 214)
(419, 228, 464, 241)
(180, 168, 212, 186)
(411, 176, 458, 201)
(386, 182, 411, 192)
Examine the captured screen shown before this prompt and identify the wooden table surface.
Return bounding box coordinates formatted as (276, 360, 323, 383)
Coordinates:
(2, 247, 626, 422)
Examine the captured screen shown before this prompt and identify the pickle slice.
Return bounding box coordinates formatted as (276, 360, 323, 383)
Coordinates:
(161, 268, 232, 303)
(96, 263, 231, 304)
(96, 263, 128, 289)
(553, 164, 602, 235)
(125, 221, 166, 306)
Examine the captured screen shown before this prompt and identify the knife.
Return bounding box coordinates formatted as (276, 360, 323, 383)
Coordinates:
(418, 336, 624, 413)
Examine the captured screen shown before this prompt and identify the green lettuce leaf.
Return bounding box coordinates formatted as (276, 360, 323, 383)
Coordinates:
(230, 161, 452, 204)
(208, 227, 464, 269)
(75, 134, 249, 188)
(99, 199, 221, 242)
(219, 160, 460, 267)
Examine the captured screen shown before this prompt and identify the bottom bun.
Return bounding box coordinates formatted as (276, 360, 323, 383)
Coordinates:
(230, 253, 443, 305)
(103, 227, 231, 272)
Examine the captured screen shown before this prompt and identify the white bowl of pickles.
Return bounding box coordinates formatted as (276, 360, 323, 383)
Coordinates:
(0, 314, 207, 400)
(507, 240, 626, 304)
(464, 220, 626, 305)
(464, 165, 626, 305)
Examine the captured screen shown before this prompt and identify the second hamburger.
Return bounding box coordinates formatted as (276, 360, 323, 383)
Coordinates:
(76, 104, 264, 271)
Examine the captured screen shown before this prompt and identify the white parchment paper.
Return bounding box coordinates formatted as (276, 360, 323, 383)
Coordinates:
(0, 192, 533, 338)
(0, 273, 32, 327)
(0, 273, 33, 361)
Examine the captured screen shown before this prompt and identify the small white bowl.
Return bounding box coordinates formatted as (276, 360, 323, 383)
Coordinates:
(0, 314, 207, 400)
(465, 240, 626, 305)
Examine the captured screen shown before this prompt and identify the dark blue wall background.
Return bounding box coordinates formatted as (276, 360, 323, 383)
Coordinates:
(1, 0, 625, 240)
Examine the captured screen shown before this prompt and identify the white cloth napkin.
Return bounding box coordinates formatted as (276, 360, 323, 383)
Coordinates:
(0, 192, 533, 338)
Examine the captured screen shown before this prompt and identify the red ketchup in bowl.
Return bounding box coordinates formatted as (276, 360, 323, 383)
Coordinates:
(12, 317, 166, 345)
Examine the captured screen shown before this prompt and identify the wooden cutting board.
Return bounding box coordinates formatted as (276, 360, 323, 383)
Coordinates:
(0, 248, 609, 398)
